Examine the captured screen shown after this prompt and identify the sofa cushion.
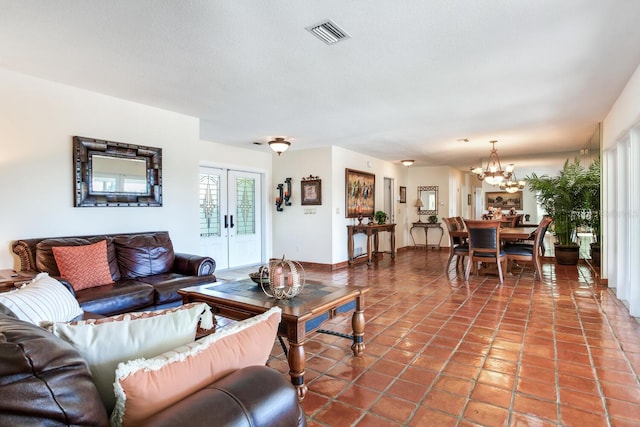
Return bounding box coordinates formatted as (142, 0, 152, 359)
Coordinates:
(52, 240, 115, 291)
(111, 307, 281, 427)
(36, 236, 121, 281)
(140, 366, 304, 427)
(140, 273, 219, 305)
(0, 273, 83, 326)
(0, 314, 110, 426)
(114, 232, 175, 279)
(74, 280, 155, 316)
(51, 302, 213, 413)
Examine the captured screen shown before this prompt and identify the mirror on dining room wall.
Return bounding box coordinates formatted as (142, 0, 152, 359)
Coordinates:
(73, 136, 163, 207)
(417, 186, 438, 217)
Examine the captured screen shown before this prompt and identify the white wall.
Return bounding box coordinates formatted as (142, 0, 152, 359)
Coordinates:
(271, 147, 333, 264)
(330, 147, 408, 264)
(602, 62, 640, 295)
(0, 68, 272, 270)
(603, 64, 640, 148)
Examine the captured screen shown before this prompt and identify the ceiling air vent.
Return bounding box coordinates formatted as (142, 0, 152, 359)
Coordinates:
(306, 20, 351, 45)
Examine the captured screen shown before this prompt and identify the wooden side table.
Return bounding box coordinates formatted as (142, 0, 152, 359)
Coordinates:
(347, 223, 396, 266)
(410, 222, 444, 250)
(0, 269, 35, 292)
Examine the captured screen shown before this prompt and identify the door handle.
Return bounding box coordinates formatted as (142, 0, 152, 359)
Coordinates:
(224, 215, 228, 228)
(230, 215, 235, 228)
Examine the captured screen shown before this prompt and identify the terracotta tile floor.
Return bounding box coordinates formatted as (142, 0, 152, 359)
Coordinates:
(224, 250, 640, 426)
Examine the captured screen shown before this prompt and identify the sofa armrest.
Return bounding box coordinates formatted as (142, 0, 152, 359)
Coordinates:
(173, 253, 216, 277)
(54, 277, 77, 297)
(142, 366, 306, 427)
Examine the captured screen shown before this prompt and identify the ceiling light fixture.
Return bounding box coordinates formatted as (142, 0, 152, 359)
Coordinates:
(499, 171, 526, 193)
(268, 137, 291, 155)
(401, 160, 414, 166)
(470, 140, 514, 186)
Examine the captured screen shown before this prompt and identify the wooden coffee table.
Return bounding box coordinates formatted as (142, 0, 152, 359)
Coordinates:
(178, 279, 369, 401)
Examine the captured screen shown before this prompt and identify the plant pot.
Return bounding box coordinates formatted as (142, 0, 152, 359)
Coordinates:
(590, 243, 601, 266)
(554, 243, 580, 265)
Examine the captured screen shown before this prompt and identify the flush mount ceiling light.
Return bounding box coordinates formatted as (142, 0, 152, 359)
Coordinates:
(401, 160, 414, 166)
(268, 137, 291, 155)
(470, 140, 514, 186)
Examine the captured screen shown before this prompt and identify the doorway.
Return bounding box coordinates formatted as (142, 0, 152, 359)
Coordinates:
(199, 167, 262, 270)
(383, 177, 394, 223)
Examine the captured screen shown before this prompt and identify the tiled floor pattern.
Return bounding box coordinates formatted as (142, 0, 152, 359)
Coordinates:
(220, 250, 640, 426)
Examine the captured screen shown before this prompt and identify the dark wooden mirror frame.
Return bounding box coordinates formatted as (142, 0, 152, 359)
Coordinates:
(417, 185, 438, 217)
(73, 136, 162, 207)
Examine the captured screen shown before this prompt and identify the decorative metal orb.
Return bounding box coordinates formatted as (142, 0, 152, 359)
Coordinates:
(259, 256, 305, 300)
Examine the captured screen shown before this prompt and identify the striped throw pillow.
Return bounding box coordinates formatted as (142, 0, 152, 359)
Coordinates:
(52, 302, 214, 413)
(0, 272, 83, 326)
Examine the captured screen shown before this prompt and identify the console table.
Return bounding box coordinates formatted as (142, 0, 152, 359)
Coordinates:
(410, 222, 444, 250)
(347, 223, 396, 266)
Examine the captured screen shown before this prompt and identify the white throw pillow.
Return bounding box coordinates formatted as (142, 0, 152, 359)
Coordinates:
(0, 272, 83, 326)
(51, 302, 213, 413)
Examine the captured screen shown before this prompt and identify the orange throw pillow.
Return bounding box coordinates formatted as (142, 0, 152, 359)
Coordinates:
(52, 240, 114, 291)
(111, 307, 282, 427)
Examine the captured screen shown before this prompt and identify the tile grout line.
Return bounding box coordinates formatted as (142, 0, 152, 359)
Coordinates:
(504, 274, 533, 426)
(417, 277, 514, 425)
(306, 273, 469, 425)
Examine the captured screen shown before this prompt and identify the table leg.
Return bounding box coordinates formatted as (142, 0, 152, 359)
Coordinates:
(366, 232, 373, 265)
(390, 228, 396, 258)
(347, 228, 354, 264)
(373, 230, 379, 259)
(437, 225, 444, 249)
(351, 296, 365, 356)
(288, 339, 307, 401)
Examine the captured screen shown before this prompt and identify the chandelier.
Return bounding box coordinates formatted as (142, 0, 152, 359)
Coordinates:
(499, 171, 526, 193)
(471, 140, 514, 185)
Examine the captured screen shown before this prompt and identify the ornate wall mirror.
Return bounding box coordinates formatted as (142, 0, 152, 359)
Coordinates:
(74, 136, 162, 207)
(417, 186, 438, 217)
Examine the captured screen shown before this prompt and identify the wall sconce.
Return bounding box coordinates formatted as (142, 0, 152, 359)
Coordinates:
(284, 178, 292, 206)
(275, 184, 284, 211)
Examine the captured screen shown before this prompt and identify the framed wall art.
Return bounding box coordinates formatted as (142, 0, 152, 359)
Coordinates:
(345, 168, 375, 218)
(399, 186, 406, 203)
(301, 175, 321, 205)
(485, 191, 523, 210)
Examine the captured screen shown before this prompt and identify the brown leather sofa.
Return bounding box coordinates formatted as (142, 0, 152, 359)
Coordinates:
(12, 231, 217, 315)
(0, 313, 307, 427)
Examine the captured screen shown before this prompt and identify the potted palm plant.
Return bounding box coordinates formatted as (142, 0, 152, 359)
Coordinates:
(526, 157, 599, 265)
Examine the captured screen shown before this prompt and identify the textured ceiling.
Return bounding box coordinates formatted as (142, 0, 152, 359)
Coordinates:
(1, 0, 639, 176)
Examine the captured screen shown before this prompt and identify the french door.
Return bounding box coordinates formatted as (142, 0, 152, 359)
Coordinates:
(199, 167, 262, 270)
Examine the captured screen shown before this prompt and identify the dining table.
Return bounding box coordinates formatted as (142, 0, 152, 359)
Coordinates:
(449, 225, 539, 277)
(449, 226, 538, 241)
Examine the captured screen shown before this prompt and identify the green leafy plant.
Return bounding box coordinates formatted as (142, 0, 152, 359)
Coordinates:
(428, 215, 438, 224)
(525, 157, 600, 247)
(374, 210, 387, 224)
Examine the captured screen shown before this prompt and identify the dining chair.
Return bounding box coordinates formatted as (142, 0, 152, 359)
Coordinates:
(504, 216, 553, 279)
(454, 216, 465, 231)
(463, 220, 507, 284)
(443, 217, 468, 273)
